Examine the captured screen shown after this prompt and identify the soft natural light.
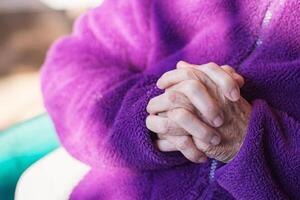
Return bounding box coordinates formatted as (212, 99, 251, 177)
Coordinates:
(40, 0, 103, 10)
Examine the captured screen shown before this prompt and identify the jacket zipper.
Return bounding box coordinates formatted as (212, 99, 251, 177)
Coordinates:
(195, 159, 218, 200)
(209, 159, 218, 182)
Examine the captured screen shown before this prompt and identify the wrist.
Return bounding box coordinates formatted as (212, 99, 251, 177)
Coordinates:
(226, 98, 252, 163)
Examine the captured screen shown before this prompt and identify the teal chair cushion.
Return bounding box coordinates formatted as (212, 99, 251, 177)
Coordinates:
(0, 114, 60, 200)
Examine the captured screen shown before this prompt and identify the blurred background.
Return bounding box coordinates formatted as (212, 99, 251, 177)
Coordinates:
(0, 1, 102, 199)
(0, 0, 102, 130)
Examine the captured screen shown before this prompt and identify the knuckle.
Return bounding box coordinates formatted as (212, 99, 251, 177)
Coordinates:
(200, 62, 219, 73)
(207, 62, 218, 67)
(166, 91, 178, 104)
(222, 65, 234, 71)
(204, 62, 219, 70)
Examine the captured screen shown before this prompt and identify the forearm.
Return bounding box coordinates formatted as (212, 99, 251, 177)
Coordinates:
(41, 52, 185, 170)
(216, 99, 300, 199)
(41, 1, 186, 171)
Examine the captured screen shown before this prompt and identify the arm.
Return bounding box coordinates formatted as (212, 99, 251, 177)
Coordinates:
(41, 0, 186, 171)
(216, 72, 300, 199)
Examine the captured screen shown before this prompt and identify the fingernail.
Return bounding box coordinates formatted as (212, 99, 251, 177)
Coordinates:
(210, 136, 221, 146)
(198, 157, 208, 163)
(213, 115, 223, 127)
(230, 89, 240, 101)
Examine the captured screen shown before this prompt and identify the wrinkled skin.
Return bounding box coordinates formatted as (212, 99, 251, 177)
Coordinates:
(146, 61, 252, 163)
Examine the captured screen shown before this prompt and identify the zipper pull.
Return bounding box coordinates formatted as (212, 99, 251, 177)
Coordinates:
(209, 159, 218, 182)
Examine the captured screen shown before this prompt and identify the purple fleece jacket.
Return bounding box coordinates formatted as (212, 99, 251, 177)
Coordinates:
(40, 0, 300, 199)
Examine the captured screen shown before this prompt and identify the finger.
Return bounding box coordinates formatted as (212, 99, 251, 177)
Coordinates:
(146, 114, 189, 136)
(167, 136, 208, 163)
(193, 137, 211, 152)
(231, 73, 245, 88)
(169, 80, 224, 127)
(156, 67, 214, 90)
(155, 139, 177, 152)
(221, 65, 245, 87)
(198, 62, 241, 101)
(156, 112, 175, 139)
(179, 61, 241, 102)
(178, 61, 245, 88)
(167, 108, 221, 146)
(146, 90, 194, 114)
(220, 64, 236, 73)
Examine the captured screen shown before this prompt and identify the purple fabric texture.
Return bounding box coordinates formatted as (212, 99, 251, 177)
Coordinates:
(41, 0, 300, 199)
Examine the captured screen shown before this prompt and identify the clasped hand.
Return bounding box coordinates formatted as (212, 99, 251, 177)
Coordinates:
(146, 61, 252, 163)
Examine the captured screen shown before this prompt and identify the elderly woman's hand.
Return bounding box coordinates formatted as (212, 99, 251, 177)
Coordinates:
(146, 61, 252, 163)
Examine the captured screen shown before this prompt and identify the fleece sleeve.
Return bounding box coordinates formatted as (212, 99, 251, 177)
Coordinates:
(215, 99, 300, 199)
(41, 0, 186, 171)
